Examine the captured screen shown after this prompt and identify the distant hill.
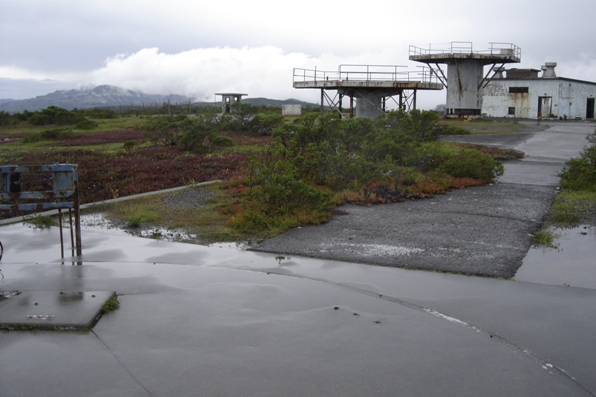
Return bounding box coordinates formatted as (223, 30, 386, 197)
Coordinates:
(0, 85, 193, 113)
(0, 86, 320, 114)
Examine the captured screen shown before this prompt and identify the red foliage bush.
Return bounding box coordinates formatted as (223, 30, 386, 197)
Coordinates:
(56, 130, 145, 146)
(3, 146, 248, 204)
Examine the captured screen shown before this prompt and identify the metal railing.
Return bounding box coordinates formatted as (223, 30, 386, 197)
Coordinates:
(409, 42, 521, 59)
(293, 64, 441, 84)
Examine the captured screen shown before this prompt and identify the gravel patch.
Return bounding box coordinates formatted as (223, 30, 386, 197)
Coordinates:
(162, 186, 216, 209)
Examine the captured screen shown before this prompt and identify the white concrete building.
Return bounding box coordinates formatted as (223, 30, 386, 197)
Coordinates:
(482, 63, 596, 120)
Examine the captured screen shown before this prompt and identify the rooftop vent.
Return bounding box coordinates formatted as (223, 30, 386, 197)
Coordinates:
(492, 66, 505, 79)
(542, 62, 557, 78)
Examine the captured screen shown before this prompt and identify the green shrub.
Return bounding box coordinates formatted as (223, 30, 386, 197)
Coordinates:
(250, 157, 330, 216)
(26, 215, 55, 228)
(22, 128, 74, 143)
(559, 144, 596, 191)
(416, 142, 504, 181)
(211, 134, 234, 147)
(253, 114, 284, 135)
(434, 124, 471, 136)
(143, 115, 226, 152)
(122, 140, 135, 152)
(28, 106, 84, 126)
(75, 119, 98, 130)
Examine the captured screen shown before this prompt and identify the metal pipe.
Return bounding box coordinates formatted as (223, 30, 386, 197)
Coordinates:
(58, 209, 64, 259)
(69, 208, 74, 257)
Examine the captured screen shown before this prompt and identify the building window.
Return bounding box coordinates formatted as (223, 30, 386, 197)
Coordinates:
(509, 87, 529, 93)
(508, 107, 515, 116)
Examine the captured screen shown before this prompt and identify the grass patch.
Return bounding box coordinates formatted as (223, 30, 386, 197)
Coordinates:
(92, 117, 144, 132)
(531, 229, 557, 248)
(98, 196, 160, 228)
(25, 214, 55, 228)
(536, 137, 596, 248)
(550, 190, 596, 225)
(101, 294, 120, 313)
(437, 119, 523, 134)
(92, 185, 255, 243)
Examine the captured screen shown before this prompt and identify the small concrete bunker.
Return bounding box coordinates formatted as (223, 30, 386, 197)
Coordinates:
(216, 93, 247, 114)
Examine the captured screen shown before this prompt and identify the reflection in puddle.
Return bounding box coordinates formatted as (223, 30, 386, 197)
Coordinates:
(515, 225, 596, 289)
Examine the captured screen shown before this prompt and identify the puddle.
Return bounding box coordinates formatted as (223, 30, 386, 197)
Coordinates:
(515, 225, 596, 289)
(207, 241, 256, 250)
(79, 213, 253, 250)
(79, 213, 199, 243)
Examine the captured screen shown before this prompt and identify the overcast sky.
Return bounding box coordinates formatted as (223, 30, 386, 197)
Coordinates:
(1, 0, 595, 109)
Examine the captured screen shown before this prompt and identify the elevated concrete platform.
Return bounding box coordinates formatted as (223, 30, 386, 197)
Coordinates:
(409, 42, 521, 116)
(292, 65, 443, 118)
(409, 42, 521, 64)
(293, 80, 443, 91)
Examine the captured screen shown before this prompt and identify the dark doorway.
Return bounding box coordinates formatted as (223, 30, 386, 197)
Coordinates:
(587, 98, 595, 119)
(538, 96, 552, 118)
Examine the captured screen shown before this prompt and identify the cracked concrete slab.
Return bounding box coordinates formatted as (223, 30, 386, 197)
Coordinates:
(0, 290, 114, 330)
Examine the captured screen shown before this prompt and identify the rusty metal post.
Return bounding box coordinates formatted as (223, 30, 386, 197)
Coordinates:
(69, 209, 75, 257)
(58, 209, 64, 259)
(74, 180, 82, 258)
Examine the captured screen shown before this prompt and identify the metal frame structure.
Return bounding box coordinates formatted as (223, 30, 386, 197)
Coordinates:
(293, 64, 443, 119)
(0, 164, 82, 258)
(409, 42, 521, 116)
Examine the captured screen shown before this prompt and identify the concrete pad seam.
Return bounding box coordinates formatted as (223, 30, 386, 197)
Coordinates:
(90, 329, 155, 397)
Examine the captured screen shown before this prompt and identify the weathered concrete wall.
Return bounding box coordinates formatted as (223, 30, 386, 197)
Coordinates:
(446, 60, 484, 114)
(483, 78, 596, 119)
(356, 91, 385, 119)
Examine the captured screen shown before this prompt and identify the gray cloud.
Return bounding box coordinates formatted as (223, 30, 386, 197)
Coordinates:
(1, 0, 595, 109)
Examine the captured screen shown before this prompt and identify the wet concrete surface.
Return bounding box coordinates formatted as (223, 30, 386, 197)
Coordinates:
(0, 224, 595, 396)
(516, 225, 596, 289)
(1, 121, 595, 396)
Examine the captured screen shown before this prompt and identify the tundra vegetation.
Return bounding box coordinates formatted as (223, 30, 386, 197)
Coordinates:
(549, 133, 596, 226)
(531, 133, 596, 247)
(1, 104, 519, 242)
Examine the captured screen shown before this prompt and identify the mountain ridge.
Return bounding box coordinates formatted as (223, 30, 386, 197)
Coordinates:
(0, 85, 318, 113)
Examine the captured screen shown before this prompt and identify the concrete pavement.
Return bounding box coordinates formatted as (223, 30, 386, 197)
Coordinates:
(0, 121, 595, 396)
